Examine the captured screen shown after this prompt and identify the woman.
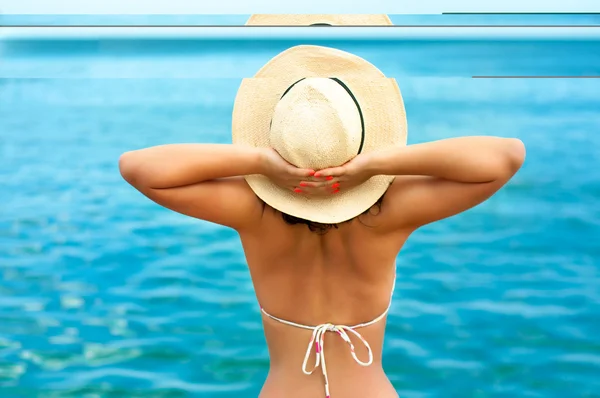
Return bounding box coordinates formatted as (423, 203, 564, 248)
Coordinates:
(119, 45, 525, 398)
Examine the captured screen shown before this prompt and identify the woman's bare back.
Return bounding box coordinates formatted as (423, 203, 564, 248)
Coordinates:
(239, 204, 408, 398)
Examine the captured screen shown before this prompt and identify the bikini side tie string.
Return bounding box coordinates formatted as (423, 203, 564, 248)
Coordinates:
(301, 323, 374, 398)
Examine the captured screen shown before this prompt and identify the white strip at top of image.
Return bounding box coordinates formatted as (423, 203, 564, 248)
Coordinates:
(2, 0, 599, 14)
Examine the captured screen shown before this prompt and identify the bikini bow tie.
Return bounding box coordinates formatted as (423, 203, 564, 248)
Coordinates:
(302, 323, 374, 398)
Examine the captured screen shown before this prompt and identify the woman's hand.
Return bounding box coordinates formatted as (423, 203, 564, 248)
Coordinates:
(311, 153, 374, 194)
(260, 148, 317, 193)
(260, 148, 374, 197)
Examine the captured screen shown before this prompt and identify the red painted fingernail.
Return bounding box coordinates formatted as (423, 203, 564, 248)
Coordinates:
(314, 173, 321, 178)
(333, 189, 340, 194)
(331, 182, 340, 188)
(299, 182, 307, 187)
(326, 176, 333, 181)
(294, 188, 302, 193)
(308, 170, 316, 176)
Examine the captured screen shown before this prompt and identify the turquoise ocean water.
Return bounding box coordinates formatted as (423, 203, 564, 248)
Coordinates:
(1, 18, 600, 397)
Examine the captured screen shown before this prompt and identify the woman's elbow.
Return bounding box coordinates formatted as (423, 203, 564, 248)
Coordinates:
(495, 138, 525, 179)
(119, 151, 143, 185)
(505, 138, 526, 173)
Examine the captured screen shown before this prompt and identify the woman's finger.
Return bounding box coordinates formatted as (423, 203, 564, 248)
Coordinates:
(293, 179, 342, 193)
(298, 180, 330, 188)
(289, 167, 316, 179)
(314, 165, 346, 179)
(296, 183, 342, 197)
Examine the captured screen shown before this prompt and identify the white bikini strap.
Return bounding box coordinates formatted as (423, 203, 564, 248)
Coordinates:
(260, 273, 396, 330)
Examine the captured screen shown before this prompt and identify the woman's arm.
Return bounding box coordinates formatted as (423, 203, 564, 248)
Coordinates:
(373, 136, 526, 230)
(366, 136, 525, 183)
(315, 136, 526, 231)
(119, 144, 315, 231)
(119, 144, 265, 189)
(119, 144, 267, 231)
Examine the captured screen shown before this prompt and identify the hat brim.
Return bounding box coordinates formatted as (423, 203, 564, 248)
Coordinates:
(246, 14, 393, 26)
(232, 46, 407, 224)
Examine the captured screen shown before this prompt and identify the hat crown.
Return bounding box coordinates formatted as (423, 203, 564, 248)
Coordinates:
(269, 78, 362, 170)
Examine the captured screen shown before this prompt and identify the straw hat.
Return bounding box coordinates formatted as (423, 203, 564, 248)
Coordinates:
(232, 45, 407, 224)
(245, 14, 393, 26)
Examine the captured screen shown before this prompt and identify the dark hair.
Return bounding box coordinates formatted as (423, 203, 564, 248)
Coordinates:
(279, 193, 385, 234)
